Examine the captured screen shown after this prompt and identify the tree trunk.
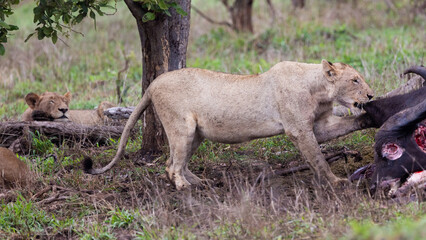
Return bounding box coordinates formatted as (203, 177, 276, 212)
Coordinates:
(291, 0, 305, 8)
(124, 0, 191, 155)
(230, 0, 254, 33)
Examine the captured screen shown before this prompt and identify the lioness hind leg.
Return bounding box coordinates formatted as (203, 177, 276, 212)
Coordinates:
(183, 133, 205, 185)
(165, 118, 199, 190)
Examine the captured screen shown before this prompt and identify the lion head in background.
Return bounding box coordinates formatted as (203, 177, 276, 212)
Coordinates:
(21, 91, 72, 122)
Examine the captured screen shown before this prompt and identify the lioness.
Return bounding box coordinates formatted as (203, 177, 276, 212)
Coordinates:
(21, 91, 115, 125)
(85, 60, 374, 190)
(0, 147, 30, 187)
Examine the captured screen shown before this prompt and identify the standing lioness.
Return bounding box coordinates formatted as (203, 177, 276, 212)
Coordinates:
(85, 60, 374, 190)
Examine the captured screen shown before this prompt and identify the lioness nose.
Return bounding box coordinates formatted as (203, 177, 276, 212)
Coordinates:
(59, 108, 68, 114)
(367, 94, 374, 100)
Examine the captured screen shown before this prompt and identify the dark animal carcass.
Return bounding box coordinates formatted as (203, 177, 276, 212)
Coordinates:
(362, 66, 426, 128)
(350, 66, 426, 193)
(370, 98, 426, 190)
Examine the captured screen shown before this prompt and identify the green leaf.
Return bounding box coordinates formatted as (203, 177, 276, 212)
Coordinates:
(24, 32, 36, 42)
(164, 10, 171, 17)
(94, 6, 104, 16)
(142, 12, 156, 22)
(52, 31, 58, 44)
(158, 0, 169, 10)
(8, 25, 19, 31)
(0, 21, 10, 29)
(74, 13, 85, 24)
(172, 4, 188, 16)
(43, 27, 53, 35)
(90, 10, 96, 20)
(0, 44, 5, 55)
(37, 29, 45, 40)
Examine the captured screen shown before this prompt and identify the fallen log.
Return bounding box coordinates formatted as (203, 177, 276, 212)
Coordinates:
(0, 121, 124, 150)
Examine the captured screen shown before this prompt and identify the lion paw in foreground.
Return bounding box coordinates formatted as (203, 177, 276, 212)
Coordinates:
(85, 60, 374, 190)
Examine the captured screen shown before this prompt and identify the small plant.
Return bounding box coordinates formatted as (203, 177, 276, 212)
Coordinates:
(31, 131, 55, 155)
(106, 209, 135, 229)
(0, 195, 51, 237)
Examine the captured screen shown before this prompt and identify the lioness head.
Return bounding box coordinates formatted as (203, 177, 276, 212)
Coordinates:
(322, 59, 374, 112)
(25, 92, 72, 122)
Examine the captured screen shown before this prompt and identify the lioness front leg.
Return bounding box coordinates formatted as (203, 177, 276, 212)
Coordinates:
(314, 113, 373, 143)
(288, 129, 347, 185)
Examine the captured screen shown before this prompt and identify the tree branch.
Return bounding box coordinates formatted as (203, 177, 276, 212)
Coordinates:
(265, 0, 276, 25)
(123, 0, 146, 21)
(192, 5, 233, 29)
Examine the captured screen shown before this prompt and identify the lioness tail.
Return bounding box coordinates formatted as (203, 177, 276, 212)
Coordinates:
(84, 93, 151, 175)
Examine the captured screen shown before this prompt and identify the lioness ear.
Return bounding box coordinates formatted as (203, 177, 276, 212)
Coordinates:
(64, 92, 72, 102)
(322, 59, 337, 82)
(25, 93, 40, 109)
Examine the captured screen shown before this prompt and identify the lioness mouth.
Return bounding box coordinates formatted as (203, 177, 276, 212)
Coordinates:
(353, 102, 364, 109)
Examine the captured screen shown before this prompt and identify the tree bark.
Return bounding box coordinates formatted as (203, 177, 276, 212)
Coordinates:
(229, 0, 254, 33)
(124, 0, 191, 155)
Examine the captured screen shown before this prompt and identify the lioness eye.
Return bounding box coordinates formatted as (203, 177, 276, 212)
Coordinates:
(352, 79, 359, 84)
(49, 100, 55, 104)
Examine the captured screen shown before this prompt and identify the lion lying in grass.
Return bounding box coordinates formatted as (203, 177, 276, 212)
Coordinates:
(85, 60, 374, 190)
(0, 147, 30, 188)
(21, 91, 115, 125)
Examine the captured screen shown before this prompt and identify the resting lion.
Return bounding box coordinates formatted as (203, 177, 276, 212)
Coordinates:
(0, 147, 30, 188)
(85, 60, 374, 190)
(21, 91, 115, 125)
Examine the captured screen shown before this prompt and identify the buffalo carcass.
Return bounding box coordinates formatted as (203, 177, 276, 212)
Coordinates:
(370, 98, 426, 194)
(349, 66, 426, 195)
(362, 66, 425, 128)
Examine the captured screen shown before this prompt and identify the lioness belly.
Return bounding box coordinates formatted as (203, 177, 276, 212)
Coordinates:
(197, 118, 284, 144)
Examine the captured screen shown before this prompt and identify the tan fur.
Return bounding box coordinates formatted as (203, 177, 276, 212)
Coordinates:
(21, 92, 115, 125)
(0, 147, 30, 188)
(87, 60, 374, 190)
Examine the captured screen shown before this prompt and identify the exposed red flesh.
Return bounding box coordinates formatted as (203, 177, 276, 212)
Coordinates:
(382, 143, 404, 160)
(414, 125, 426, 153)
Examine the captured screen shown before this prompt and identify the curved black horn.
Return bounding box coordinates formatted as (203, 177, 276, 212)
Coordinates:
(380, 99, 426, 133)
(403, 66, 426, 81)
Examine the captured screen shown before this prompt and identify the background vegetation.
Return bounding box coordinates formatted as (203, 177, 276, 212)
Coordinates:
(0, 0, 425, 239)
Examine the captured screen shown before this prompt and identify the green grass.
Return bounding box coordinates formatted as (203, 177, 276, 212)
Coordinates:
(345, 207, 426, 240)
(0, 0, 425, 239)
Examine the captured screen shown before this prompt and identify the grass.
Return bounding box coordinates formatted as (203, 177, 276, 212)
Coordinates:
(0, 0, 425, 239)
